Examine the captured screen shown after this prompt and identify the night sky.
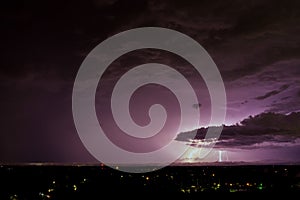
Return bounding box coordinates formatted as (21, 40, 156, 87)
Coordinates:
(1, 0, 300, 164)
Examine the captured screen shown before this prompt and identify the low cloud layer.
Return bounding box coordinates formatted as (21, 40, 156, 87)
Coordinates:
(176, 112, 300, 149)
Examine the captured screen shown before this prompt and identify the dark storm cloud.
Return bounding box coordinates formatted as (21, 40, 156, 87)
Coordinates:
(281, 96, 291, 101)
(177, 129, 300, 150)
(297, 90, 300, 97)
(1, 0, 150, 80)
(1, 0, 300, 163)
(255, 84, 290, 100)
(98, 0, 300, 116)
(252, 60, 300, 113)
(176, 112, 300, 148)
(255, 90, 282, 100)
(216, 135, 300, 150)
(92, 0, 117, 7)
(3, 0, 300, 81)
(145, 0, 300, 81)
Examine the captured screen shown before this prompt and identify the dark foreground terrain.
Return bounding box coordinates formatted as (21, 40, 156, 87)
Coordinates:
(1, 164, 299, 199)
